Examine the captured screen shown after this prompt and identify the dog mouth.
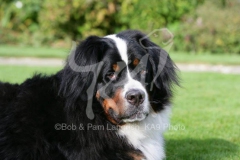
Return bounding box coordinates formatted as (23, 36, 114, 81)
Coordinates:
(120, 111, 148, 123)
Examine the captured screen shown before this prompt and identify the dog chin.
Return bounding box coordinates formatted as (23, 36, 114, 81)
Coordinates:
(122, 112, 148, 123)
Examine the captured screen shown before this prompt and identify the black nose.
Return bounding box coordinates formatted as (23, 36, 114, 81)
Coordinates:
(125, 89, 145, 106)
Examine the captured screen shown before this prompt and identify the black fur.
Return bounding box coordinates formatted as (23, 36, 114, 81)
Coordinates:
(117, 30, 179, 111)
(0, 30, 178, 160)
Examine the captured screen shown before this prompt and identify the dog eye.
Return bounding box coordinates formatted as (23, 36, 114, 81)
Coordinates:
(106, 72, 116, 80)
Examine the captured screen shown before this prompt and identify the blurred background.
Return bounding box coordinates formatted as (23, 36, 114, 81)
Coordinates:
(0, 0, 240, 53)
(0, 0, 239, 159)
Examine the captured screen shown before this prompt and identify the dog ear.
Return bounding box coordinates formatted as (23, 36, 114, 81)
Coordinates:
(150, 48, 179, 111)
(59, 36, 108, 106)
(139, 35, 179, 111)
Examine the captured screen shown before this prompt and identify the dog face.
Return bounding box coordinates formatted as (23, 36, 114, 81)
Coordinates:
(96, 35, 150, 124)
(60, 30, 178, 125)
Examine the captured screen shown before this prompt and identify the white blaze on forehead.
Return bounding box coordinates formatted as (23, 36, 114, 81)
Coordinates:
(105, 34, 128, 64)
(105, 34, 149, 116)
(106, 33, 149, 116)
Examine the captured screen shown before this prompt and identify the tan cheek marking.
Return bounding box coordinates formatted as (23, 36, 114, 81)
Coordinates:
(113, 64, 120, 72)
(101, 89, 125, 124)
(103, 99, 119, 115)
(102, 99, 120, 124)
(133, 58, 140, 66)
(113, 89, 122, 102)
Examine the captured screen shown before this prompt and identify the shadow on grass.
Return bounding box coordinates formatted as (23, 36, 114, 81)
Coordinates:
(166, 138, 238, 160)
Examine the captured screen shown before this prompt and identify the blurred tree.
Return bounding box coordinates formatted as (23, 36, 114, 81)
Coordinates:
(122, 0, 204, 31)
(174, 0, 240, 53)
(0, 0, 42, 31)
(5, 0, 233, 53)
(0, 0, 42, 45)
(0, 0, 203, 46)
(38, 0, 128, 44)
(221, 0, 226, 7)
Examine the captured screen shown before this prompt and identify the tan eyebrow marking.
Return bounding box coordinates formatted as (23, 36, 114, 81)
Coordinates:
(113, 64, 120, 71)
(133, 58, 140, 66)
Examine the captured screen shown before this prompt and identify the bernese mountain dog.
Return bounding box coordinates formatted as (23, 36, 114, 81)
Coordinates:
(0, 30, 179, 160)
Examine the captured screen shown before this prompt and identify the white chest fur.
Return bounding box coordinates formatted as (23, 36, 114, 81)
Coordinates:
(118, 108, 171, 160)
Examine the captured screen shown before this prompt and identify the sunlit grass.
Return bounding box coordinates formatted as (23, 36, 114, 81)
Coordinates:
(0, 45, 68, 58)
(0, 65, 61, 83)
(170, 52, 240, 65)
(166, 72, 240, 160)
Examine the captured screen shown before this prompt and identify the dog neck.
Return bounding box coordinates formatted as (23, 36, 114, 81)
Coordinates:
(118, 107, 171, 160)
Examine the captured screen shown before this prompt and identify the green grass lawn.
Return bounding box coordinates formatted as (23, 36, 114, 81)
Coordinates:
(166, 72, 240, 160)
(0, 65, 61, 83)
(170, 52, 240, 65)
(1, 45, 240, 65)
(0, 45, 68, 58)
(0, 65, 239, 159)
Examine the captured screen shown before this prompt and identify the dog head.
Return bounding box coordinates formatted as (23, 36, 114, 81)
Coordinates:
(60, 30, 178, 125)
